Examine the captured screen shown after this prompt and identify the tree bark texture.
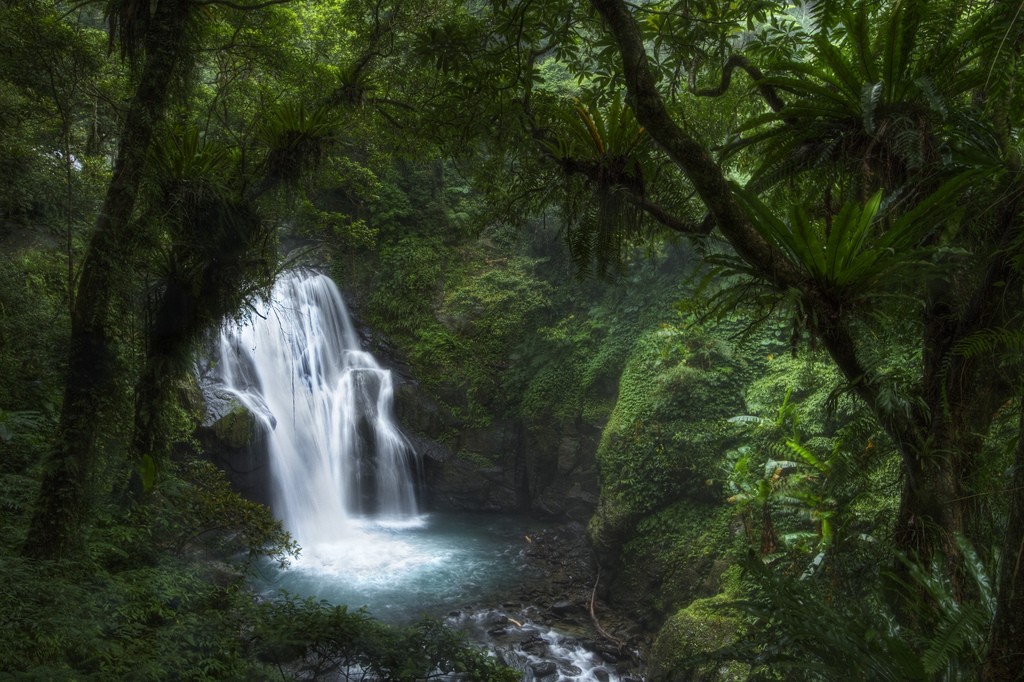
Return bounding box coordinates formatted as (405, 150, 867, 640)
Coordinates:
(23, 0, 193, 560)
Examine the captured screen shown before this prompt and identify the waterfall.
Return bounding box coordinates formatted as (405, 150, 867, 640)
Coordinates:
(208, 269, 420, 551)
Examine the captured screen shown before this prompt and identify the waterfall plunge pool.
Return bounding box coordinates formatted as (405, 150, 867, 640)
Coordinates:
(249, 511, 644, 682)
(204, 270, 643, 680)
(250, 512, 544, 623)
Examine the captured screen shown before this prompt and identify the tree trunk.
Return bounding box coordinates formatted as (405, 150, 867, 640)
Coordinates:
(23, 0, 192, 560)
(894, 446, 965, 579)
(982, 401, 1024, 680)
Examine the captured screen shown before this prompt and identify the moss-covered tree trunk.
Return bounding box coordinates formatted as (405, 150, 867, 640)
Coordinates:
(23, 0, 192, 560)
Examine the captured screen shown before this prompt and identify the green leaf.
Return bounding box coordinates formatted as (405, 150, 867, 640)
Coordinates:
(140, 454, 156, 492)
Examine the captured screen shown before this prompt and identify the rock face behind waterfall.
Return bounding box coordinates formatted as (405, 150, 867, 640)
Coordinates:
(392, 382, 603, 522)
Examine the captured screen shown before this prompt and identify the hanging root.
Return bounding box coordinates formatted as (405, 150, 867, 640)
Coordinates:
(589, 566, 627, 648)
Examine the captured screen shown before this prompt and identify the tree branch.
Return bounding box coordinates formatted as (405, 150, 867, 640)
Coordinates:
(588, 0, 801, 291)
(692, 54, 786, 112)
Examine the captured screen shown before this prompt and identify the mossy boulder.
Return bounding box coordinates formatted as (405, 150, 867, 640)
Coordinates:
(588, 328, 749, 621)
(209, 402, 256, 449)
(611, 500, 739, 627)
(648, 595, 749, 681)
(195, 397, 270, 506)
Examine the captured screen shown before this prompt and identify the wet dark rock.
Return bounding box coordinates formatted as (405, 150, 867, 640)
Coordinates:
(550, 600, 575, 615)
(520, 635, 547, 656)
(389, 375, 604, 520)
(595, 642, 628, 663)
(529, 661, 558, 678)
(194, 396, 272, 505)
(487, 627, 507, 637)
(483, 613, 509, 627)
(492, 646, 517, 669)
(592, 668, 611, 681)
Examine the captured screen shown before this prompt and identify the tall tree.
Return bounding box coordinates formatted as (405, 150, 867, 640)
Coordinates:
(24, 0, 197, 560)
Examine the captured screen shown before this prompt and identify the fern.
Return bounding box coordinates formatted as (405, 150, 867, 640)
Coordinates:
(953, 327, 1024, 359)
(0, 409, 47, 445)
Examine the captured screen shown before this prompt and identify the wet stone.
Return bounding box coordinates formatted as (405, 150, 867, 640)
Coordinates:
(550, 600, 575, 615)
(520, 635, 547, 655)
(595, 642, 627, 662)
(530, 661, 558, 679)
(484, 613, 509, 627)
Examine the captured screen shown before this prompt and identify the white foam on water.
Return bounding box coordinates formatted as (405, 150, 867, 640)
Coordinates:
(286, 515, 443, 585)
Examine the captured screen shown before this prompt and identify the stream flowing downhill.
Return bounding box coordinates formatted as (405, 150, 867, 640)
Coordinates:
(206, 269, 643, 681)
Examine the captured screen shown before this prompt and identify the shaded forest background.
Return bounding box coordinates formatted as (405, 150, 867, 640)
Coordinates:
(2, 0, 1023, 679)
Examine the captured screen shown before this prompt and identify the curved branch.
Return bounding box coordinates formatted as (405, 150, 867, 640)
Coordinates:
(692, 54, 786, 112)
(588, 0, 801, 291)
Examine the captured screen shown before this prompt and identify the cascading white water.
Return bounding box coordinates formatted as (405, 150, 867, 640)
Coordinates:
(209, 269, 420, 554)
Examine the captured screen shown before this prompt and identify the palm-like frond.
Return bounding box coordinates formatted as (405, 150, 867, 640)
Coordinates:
(148, 127, 232, 189)
(730, 168, 982, 300)
(733, 0, 990, 197)
(542, 95, 654, 276)
(257, 101, 340, 186)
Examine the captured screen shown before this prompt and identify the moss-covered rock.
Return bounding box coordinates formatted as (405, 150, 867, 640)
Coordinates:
(612, 500, 738, 626)
(209, 402, 257, 450)
(588, 327, 750, 621)
(195, 398, 270, 506)
(648, 596, 749, 682)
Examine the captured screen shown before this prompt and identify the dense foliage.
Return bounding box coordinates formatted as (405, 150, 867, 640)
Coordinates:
(2, 0, 1023, 679)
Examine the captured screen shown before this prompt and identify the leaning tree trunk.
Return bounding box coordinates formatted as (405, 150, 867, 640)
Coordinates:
(23, 0, 192, 561)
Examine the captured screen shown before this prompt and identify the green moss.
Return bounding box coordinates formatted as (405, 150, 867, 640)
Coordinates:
(210, 403, 254, 450)
(648, 595, 750, 682)
(454, 449, 496, 468)
(741, 354, 856, 435)
(611, 499, 737, 621)
(592, 329, 747, 521)
(585, 325, 756, 622)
